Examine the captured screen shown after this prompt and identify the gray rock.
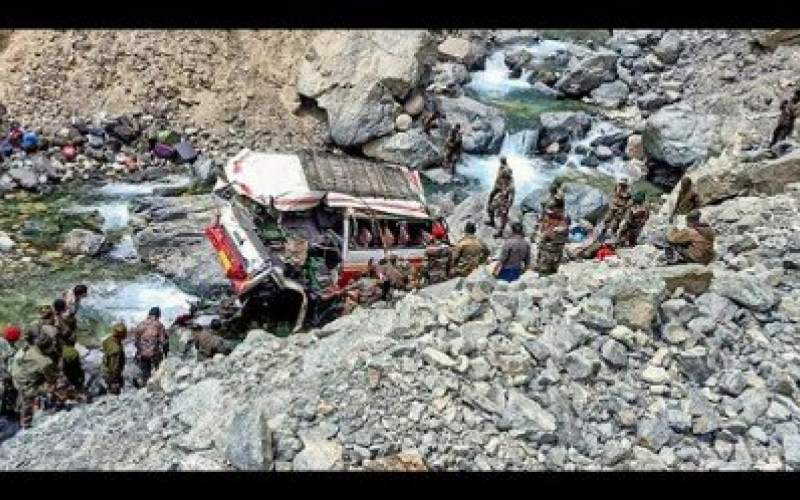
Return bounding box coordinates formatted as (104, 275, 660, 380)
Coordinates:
(676, 347, 711, 384)
(578, 296, 616, 330)
(422, 348, 457, 369)
(783, 434, 800, 468)
(709, 271, 778, 312)
(221, 406, 273, 471)
(438, 96, 506, 154)
(718, 371, 747, 397)
(600, 339, 628, 368)
(362, 129, 442, 169)
(429, 62, 471, 95)
(564, 347, 602, 380)
(643, 105, 720, 168)
(563, 183, 610, 224)
(554, 51, 618, 97)
(637, 415, 673, 452)
(654, 31, 683, 64)
(7, 167, 38, 190)
(293, 438, 343, 471)
(61, 229, 108, 256)
(0, 231, 15, 253)
(538, 111, 592, 147)
(737, 389, 770, 425)
(590, 80, 629, 109)
(641, 365, 670, 385)
(505, 389, 557, 432)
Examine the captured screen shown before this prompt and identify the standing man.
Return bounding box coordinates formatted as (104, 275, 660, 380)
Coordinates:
(450, 222, 490, 278)
(10, 330, 59, 429)
(603, 179, 632, 237)
(534, 197, 570, 275)
(617, 191, 650, 248)
(63, 285, 88, 317)
(486, 156, 515, 238)
(670, 177, 701, 223)
(132, 307, 168, 386)
(443, 123, 463, 176)
(770, 90, 800, 147)
(101, 323, 127, 395)
(496, 222, 531, 282)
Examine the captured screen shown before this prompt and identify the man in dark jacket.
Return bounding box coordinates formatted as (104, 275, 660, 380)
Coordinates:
(132, 307, 168, 386)
(496, 222, 530, 282)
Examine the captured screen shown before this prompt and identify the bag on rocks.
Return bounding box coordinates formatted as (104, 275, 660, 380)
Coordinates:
(87, 127, 106, 137)
(153, 143, 176, 159)
(0, 140, 12, 157)
(21, 132, 39, 151)
(61, 145, 77, 162)
(87, 134, 104, 149)
(175, 140, 198, 163)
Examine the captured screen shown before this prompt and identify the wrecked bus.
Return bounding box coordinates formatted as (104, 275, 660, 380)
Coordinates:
(205, 149, 448, 332)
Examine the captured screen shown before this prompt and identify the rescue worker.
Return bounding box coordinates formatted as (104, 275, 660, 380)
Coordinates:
(670, 177, 701, 223)
(425, 226, 452, 284)
(534, 197, 570, 275)
(496, 222, 531, 282)
(1, 325, 22, 417)
(617, 191, 650, 248)
(770, 91, 800, 147)
(132, 307, 168, 386)
(444, 123, 463, 176)
(191, 321, 233, 361)
(486, 156, 515, 238)
(603, 178, 632, 237)
(664, 209, 715, 265)
(450, 222, 490, 278)
(10, 329, 59, 429)
(101, 323, 127, 395)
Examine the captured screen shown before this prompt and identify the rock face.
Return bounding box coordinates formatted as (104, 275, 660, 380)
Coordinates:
(437, 37, 485, 69)
(362, 129, 442, 169)
(438, 96, 506, 154)
(554, 51, 618, 97)
(563, 183, 609, 223)
(297, 30, 435, 147)
(61, 229, 108, 256)
(693, 150, 800, 205)
(643, 105, 720, 169)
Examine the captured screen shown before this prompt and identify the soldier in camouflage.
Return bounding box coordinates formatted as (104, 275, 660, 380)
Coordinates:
(10, 329, 59, 428)
(617, 191, 650, 248)
(534, 197, 570, 275)
(101, 323, 127, 395)
(443, 124, 463, 176)
(132, 307, 168, 387)
(486, 156, 515, 238)
(603, 178, 632, 237)
(450, 222, 490, 278)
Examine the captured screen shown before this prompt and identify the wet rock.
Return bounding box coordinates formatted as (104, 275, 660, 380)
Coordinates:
(538, 111, 592, 148)
(61, 229, 108, 256)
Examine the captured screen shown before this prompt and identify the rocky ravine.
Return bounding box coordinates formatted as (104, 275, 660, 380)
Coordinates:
(2, 175, 799, 471)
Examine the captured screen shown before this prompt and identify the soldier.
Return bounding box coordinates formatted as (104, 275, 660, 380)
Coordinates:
(63, 284, 88, 317)
(542, 178, 565, 210)
(450, 222, 490, 278)
(1, 325, 22, 417)
(10, 329, 59, 429)
(191, 322, 233, 361)
(770, 91, 800, 147)
(534, 197, 570, 275)
(617, 191, 650, 248)
(603, 178, 632, 237)
(486, 156, 515, 238)
(497, 222, 531, 282)
(670, 177, 701, 223)
(425, 237, 452, 285)
(101, 323, 127, 395)
(443, 123, 463, 176)
(132, 307, 168, 386)
(664, 210, 715, 265)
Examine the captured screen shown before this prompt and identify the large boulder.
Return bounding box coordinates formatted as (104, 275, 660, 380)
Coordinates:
(653, 265, 713, 296)
(297, 30, 435, 147)
(753, 29, 800, 49)
(562, 183, 609, 223)
(437, 96, 506, 154)
(643, 105, 720, 169)
(538, 111, 592, 149)
(7, 167, 38, 190)
(601, 273, 667, 331)
(61, 229, 108, 256)
(554, 51, 618, 97)
(437, 37, 486, 69)
(693, 150, 800, 205)
(362, 129, 442, 169)
(709, 271, 779, 312)
(220, 406, 274, 471)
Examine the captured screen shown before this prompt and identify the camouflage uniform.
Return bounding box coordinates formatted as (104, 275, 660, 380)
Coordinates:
(617, 204, 650, 248)
(450, 234, 490, 278)
(665, 222, 715, 265)
(10, 343, 58, 428)
(487, 162, 515, 237)
(535, 207, 570, 275)
(0, 339, 18, 417)
(132, 317, 168, 385)
(604, 182, 632, 237)
(443, 127, 463, 176)
(671, 183, 700, 221)
(101, 333, 126, 395)
(425, 244, 452, 284)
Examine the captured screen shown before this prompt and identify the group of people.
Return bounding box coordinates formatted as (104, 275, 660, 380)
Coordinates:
(0, 284, 175, 429)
